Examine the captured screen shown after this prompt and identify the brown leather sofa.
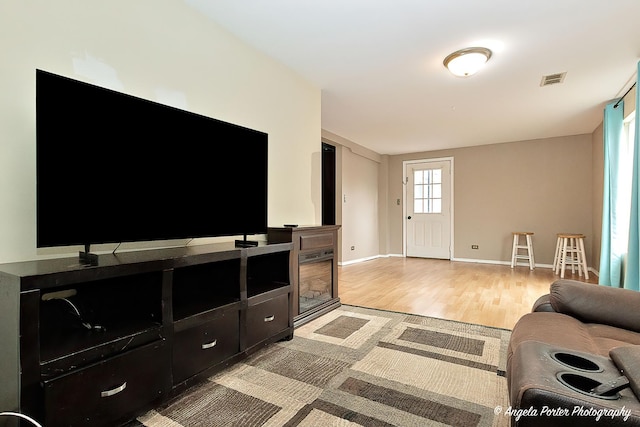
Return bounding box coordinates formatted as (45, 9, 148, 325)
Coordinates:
(507, 279, 640, 426)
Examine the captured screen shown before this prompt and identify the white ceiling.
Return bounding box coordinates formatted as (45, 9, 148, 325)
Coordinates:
(186, 0, 640, 155)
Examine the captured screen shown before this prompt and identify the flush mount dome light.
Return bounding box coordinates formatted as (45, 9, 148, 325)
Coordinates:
(443, 47, 492, 77)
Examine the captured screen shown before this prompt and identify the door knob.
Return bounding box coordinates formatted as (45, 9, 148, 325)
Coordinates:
(407, 216, 412, 220)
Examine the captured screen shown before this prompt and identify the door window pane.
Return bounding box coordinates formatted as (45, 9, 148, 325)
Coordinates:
(413, 168, 442, 214)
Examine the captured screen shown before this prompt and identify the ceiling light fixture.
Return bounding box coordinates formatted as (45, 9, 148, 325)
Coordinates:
(443, 47, 492, 77)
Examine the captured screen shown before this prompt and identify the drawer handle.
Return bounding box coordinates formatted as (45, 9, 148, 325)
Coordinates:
(201, 339, 217, 350)
(264, 315, 275, 322)
(100, 382, 127, 398)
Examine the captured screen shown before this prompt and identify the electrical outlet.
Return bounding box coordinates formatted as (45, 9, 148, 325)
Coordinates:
(472, 245, 479, 249)
(351, 246, 355, 251)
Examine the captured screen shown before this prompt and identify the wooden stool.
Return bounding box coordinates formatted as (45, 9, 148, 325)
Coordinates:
(554, 233, 589, 279)
(511, 232, 535, 270)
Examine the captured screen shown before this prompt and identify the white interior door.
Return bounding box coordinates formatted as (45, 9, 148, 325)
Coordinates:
(406, 160, 452, 259)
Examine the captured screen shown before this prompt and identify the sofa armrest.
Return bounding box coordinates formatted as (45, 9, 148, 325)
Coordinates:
(610, 345, 640, 400)
(531, 294, 556, 312)
(550, 279, 640, 333)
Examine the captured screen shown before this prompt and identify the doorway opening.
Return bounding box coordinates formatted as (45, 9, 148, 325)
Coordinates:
(322, 143, 336, 225)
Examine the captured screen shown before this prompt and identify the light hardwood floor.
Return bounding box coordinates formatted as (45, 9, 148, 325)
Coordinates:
(338, 257, 598, 330)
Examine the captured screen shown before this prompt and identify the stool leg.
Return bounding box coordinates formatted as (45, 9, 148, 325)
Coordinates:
(526, 234, 534, 270)
(578, 238, 589, 280)
(511, 234, 518, 268)
(571, 238, 581, 276)
(571, 237, 578, 275)
(560, 237, 568, 279)
(552, 237, 560, 272)
(574, 238, 583, 277)
(555, 237, 563, 275)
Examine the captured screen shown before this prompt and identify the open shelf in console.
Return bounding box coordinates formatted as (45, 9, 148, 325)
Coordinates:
(172, 258, 242, 322)
(39, 271, 164, 376)
(246, 250, 291, 299)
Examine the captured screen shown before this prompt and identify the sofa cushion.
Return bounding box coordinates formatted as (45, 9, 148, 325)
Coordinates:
(550, 280, 640, 333)
(585, 323, 640, 356)
(507, 312, 598, 365)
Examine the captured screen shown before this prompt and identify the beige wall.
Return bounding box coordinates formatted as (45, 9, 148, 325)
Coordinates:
(0, 1, 321, 263)
(387, 135, 595, 266)
(341, 148, 380, 262)
(322, 130, 383, 263)
(592, 122, 604, 272)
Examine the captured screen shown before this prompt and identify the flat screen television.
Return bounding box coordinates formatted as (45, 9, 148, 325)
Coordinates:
(36, 69, 268, 251)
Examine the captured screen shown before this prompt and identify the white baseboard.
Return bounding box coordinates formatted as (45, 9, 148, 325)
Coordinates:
(339, 254, 600, 277)
(338, 254, 383, 266)
(446, 257, 600, 277)
(452, 258, 555, 269)
(338, 253, 405, 266)
(451, 257, 512, 266)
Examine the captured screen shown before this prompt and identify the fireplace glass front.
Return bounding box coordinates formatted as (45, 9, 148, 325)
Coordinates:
(298, 250, 333, 314)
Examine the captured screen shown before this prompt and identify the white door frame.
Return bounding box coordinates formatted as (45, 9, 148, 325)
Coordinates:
(402, 157, 454, 258)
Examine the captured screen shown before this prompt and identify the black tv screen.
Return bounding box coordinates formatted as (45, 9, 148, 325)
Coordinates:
(36, 69, 268, 248)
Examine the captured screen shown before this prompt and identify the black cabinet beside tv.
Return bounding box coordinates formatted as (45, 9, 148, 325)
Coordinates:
(0, 242, 293, 427)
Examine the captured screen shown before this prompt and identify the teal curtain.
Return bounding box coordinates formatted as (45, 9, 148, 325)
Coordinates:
(623, 62, 640, 291)
(599, 101, 626, 287)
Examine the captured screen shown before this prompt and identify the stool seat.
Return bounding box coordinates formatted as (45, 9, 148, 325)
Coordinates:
(511, 232, 535, 270)
(553, 233, 588, 279)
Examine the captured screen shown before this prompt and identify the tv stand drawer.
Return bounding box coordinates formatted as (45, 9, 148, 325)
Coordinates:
(43, 340, 169, 427)
(172, 309, 240, 384)
(246, 294, 289, 347)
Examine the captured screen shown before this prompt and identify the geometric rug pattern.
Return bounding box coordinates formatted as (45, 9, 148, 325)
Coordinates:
(131, 305, 512, 426)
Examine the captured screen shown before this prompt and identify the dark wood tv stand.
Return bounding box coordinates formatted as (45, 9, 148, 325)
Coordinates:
(0, 242, 293, 427)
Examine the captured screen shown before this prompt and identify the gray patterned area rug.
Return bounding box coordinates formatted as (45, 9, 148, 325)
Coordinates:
(133, 305, 511, 427)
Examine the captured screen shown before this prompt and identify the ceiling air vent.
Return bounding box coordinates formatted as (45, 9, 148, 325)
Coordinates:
(540, 72, 566, 87)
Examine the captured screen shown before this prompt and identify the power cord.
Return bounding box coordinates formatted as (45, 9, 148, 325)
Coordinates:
(58, 298, 105, 331)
